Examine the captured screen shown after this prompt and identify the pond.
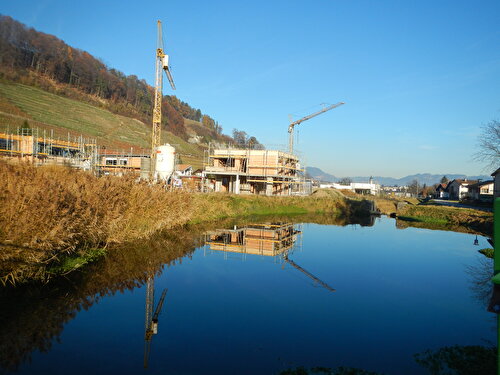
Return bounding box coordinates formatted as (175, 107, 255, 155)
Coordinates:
(0, 216, 496, 375)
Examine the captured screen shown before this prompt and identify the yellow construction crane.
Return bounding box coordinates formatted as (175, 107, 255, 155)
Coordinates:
(151, 20, 176, 178)
(288, 102, 345, 154)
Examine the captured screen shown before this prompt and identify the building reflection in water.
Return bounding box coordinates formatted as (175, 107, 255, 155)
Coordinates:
(205, 223, 301, 258)
(204, 223, 335, 292)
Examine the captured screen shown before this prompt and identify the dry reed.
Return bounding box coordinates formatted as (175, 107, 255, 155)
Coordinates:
(0, 161, 355, 282)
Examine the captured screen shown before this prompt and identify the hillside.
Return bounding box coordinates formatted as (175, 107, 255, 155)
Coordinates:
(0, 15, 267, 168)
(0, 80, 206, 168)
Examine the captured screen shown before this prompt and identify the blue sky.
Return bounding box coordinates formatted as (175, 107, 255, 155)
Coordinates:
(2, 0, 499, 177)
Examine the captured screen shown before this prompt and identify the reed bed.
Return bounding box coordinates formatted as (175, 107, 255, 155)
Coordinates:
(0, 161, 354, 283)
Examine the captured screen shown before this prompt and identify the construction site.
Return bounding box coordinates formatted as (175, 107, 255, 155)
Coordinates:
(0, 19, 344, 197)
(0, 127, 99, 170)
(203, 146, 307, 196)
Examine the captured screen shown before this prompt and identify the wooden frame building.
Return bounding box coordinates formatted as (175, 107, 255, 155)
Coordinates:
(204, 148, 301, 195)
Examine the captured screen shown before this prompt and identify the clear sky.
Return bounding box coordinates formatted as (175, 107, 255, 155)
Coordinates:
(2, 0, 499, 177)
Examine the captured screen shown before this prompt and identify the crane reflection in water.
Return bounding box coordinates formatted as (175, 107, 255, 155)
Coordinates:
(143, 277, 168, 368)
(204, 222, 335, 292)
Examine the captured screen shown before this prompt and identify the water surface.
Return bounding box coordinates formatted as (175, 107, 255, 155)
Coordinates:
(0, 216, 495, 375)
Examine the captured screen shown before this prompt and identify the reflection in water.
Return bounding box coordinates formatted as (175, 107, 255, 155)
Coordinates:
(0, 216, 493, 374)
(414, 345, 496, 375)
(467, 256, 494, 309)
(412, 237, 497, 375)
(280, 367, 385, 375)
(143, 277, 168, 368)
(205, 223, 301, 257)
(205, 223, 335, 292)
(0, 226, 203, 373)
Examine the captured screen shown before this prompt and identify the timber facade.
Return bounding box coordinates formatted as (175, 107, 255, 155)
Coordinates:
(204, 148, 301, 195)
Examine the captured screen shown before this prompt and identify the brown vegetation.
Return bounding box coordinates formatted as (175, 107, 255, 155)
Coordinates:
(0, 162, 365, 284)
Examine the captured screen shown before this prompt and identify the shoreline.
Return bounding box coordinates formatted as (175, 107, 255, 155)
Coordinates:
(0, 161, 493, 285)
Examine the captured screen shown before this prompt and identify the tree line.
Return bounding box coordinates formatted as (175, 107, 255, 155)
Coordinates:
(0, 15, 223, 140)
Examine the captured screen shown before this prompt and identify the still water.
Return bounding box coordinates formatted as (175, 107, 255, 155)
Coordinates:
(0, 216, 495, 375)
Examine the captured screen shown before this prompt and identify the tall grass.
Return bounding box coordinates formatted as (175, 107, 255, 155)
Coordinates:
(0, 161, 358, 283)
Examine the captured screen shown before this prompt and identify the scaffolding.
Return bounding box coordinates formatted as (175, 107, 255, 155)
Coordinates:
(203, 143, 311, 196)
(0, 126, 99, 170)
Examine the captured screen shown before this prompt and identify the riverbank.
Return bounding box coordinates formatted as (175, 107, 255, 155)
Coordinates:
(0, 162, 370, 284)
(371, 196, 493, 234)
(397, 204, 493, 234)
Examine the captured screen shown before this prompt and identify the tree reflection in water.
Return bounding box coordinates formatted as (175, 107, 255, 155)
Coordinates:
(0, 225, 202, 373)
(280, 367, 385, 375)
(412, 248, 497, 375)
(414, 345, 496, 375)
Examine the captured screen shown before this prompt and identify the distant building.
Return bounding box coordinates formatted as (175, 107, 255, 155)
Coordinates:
(492, 168, 500, 199)
(447, 179, 478, 200)
(320, 177, 380, 195)
(467, 180, 494, 202)
(204, 148, 302, 196)
(435, 183, 449, 199)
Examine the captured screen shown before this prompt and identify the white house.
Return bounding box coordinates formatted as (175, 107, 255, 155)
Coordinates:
(468, 180, 494, 201)
(435, 183, 449, 199)
(447, 179, 478, 200)
(492, 168, 500, 199)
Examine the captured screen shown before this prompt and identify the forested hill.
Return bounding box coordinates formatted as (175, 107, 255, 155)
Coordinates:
(0, 14, 241, 144)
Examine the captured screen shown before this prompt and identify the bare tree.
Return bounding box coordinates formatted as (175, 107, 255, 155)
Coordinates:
(474, 120, 500, 171)
(408, 179, 419, 197)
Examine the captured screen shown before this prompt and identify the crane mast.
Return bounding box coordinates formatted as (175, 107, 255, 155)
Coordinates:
(288, 101, 345, 154)
(151, 20, 176, 178)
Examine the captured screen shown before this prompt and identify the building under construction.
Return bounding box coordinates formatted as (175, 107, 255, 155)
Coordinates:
(203, 146, 309, 196)
(0, 126, 155, 178)
(0, 127, 99, 169)
(99, 150, 151, 178)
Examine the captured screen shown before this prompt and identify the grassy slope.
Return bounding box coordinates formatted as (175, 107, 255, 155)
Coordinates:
(0, 81, 205, 162)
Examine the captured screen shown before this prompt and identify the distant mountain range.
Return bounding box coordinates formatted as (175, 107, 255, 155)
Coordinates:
(305, 166, 491, 186)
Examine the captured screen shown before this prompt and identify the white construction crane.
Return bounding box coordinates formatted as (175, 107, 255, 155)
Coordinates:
(151, 20, 176, 178)
(288, 102, 345, 154)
